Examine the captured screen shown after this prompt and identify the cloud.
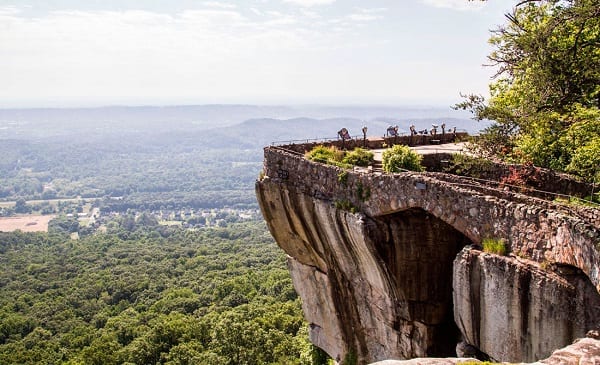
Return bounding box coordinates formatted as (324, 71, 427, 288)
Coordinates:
(201, 2, 237, 9)
(282, 0, 335, 7)
(329, 7, 385, 29)
(0, 4, 419, 105)
(0, 6, 21, 16)
(420, 0, 485, 11)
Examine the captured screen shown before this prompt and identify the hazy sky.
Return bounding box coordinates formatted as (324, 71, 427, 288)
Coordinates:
(0, 0, 514, 107)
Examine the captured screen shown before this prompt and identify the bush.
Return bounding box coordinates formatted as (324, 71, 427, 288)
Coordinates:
(342, 148, 374, 167)
(446, 154, 494, 178)
(305, 145, 344, 164)
(382, 145, 423, 173)
(482, 237, 507, 256)
(334, 199, 356, 213)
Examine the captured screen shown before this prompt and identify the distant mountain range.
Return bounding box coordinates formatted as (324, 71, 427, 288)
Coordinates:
(0, 104, 489, 147)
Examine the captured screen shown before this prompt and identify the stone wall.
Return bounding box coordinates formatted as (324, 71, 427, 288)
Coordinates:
(257, 146, 600, 364)
(261, 147, 600, 289)
(435, 157, 595, 199)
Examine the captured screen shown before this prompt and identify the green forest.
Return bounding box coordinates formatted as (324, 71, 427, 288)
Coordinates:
(0, 220, 325, 364)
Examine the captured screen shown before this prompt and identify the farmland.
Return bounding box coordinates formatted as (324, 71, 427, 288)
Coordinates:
(0, 215, 55, 232)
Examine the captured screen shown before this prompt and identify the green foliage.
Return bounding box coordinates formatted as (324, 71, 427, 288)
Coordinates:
(482, 237, 507, 256)
(342, 148, 374, 167)
(48, 214, 80, 234)
(555, 195, 600, 207)
(305, 145, 344, 165)
(456, 1, 600, 180)
(382, 145, 424, 173)
(337, 171, 348, 185)
(0, 133, 261, 211)
(310, 345, 330, 365)
(334, 200, 357, 213)
(356, 182, 370, 202)
(342, 350, 357, 365)
(306, 146, 374, 170)
(0, 222, 316, 365)
(446, 153, 494, 178)
(566, 135, 600, 182)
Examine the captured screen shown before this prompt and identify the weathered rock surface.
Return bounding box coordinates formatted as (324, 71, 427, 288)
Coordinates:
(369, 336, 600, 364)
(256, 146, 600, 364)
(370, 358, 479, 365)
(454, 249, 600, 363)
(540, 337, 600, 365)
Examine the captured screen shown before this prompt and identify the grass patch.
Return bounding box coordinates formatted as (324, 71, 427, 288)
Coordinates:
(356, 182, 370, 202)
(555, 195, 600, 207)
(482, 237, 507, 256)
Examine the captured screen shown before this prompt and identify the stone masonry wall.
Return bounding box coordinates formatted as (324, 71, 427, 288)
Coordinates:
(261, 147, 600, 290)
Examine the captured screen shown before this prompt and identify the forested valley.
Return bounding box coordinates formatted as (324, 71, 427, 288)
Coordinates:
(0, 221, 317, 364)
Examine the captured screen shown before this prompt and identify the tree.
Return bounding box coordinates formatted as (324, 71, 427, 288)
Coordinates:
(456, 0, 600, 180)
(14, 198, 31, 214)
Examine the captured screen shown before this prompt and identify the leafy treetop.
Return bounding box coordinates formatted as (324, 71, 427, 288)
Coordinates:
(456, 0, 600, 182)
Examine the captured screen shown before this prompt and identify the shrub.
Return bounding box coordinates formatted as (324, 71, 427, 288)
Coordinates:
(482, 237, 507, 256)
(446, 154, 494, 178)
(342, 148, 374, 167)
(382, 145, 423, 173)
(305, 145, 344, 164)
(338, 171, 348, 185)
(334, 199, 356, 213)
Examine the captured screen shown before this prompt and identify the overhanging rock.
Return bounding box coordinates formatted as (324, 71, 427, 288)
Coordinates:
(256, 145, 600, 364)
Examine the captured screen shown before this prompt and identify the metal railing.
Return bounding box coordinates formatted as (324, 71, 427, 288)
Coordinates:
(270, 129, 469, 147)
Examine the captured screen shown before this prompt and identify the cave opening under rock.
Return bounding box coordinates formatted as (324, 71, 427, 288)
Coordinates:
(370, 208, 474, 357)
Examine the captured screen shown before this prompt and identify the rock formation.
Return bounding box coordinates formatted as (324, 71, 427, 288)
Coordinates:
(256, 145, 600, 364)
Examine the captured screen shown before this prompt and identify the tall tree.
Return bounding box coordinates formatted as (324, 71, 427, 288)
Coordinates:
(457, 0, 600, 181)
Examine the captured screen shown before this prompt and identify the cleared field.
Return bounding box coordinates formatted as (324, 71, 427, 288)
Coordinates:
(0, 198, 83, 209)
(0, 215, 56, 232)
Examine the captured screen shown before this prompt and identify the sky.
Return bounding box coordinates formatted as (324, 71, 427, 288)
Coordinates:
(0, 0, 514, 107)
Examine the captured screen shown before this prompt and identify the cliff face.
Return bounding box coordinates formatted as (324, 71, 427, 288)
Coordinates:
(256, 146, 600, 364)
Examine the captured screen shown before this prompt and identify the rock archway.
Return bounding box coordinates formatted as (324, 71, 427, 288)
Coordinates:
(368, 208, 473, 357)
